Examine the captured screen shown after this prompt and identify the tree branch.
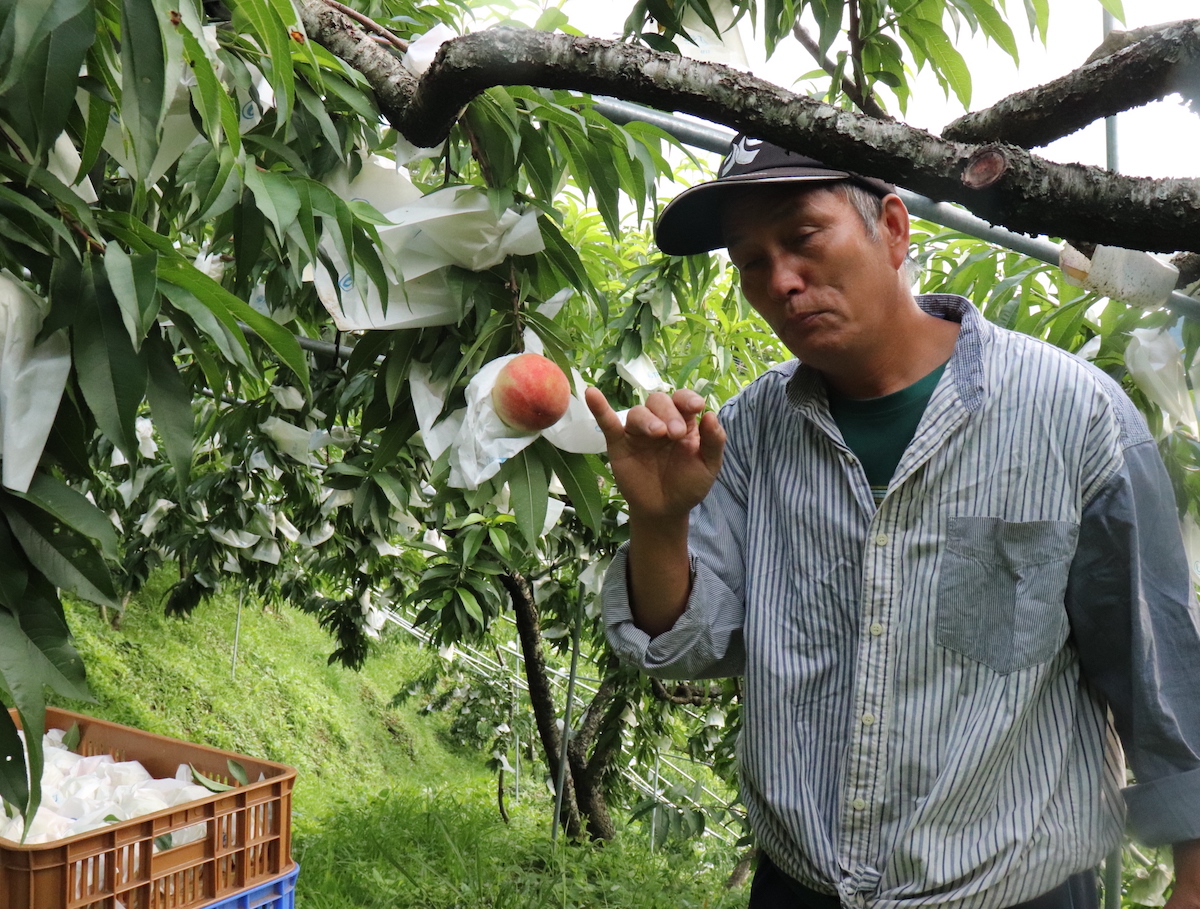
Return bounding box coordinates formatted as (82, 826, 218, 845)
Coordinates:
(300, 4, 1200, 254)
(943, 19, 1200, 148)
(791, 21, 889, 120)
(499, 570, 582, 838)
(649, 677, 722, 705)
(320, 0, 408, 52)
(1174, 252, 1200, 289)
(846, 2, 873, 117)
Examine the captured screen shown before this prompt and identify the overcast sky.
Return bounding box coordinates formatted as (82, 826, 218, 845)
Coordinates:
(557, 0, 1199, 180)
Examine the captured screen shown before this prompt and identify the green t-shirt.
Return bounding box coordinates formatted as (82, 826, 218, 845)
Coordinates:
(827, 362, 947, 506)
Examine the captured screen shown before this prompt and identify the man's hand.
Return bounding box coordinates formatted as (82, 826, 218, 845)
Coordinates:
(584, 387, 726, 521)
(1167, 839, 1200, 909)
(585, 387, 726, 637)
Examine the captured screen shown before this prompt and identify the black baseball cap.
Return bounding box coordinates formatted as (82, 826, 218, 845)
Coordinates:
(654, 135, 897, 256)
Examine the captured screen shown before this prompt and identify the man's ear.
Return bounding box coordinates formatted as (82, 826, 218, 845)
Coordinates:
(878, 194, 911, 269)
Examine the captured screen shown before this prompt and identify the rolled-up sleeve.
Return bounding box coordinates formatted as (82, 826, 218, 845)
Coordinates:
(603, 396, 755, 680)
(1065, 438, 1200, 846)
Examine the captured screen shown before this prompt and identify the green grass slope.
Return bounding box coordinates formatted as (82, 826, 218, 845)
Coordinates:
(52, 569, 490, 830)
(50, 571, 747, 909)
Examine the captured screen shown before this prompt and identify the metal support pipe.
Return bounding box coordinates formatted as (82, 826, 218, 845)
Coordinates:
(591, 98, 1200, 321)
(1103, 11, 1119, 173)
(237, 322, 358, 361)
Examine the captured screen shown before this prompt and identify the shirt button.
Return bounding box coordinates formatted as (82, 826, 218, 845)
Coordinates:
(862, 713, 876, 726)
(852, 798, 867, 811)
(869, 622, 884, 636)
(874, 533, 889, 546)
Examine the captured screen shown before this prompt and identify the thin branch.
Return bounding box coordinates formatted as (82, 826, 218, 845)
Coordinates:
(792, 20, 888, 120)
(59, 205, 106, 255)
(944, 19, 1200, 148)
(846, 2, 874, 118)
(319, 0, 408, 52)
(649, 677, 722, 705)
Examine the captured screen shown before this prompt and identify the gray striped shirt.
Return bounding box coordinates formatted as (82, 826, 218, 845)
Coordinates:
(604, 295, 1200, 909)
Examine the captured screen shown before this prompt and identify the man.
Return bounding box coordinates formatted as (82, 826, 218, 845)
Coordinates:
(584, 136, 1200, 909)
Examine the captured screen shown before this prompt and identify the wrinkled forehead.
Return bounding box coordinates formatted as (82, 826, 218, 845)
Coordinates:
(719, 183, 848, 240)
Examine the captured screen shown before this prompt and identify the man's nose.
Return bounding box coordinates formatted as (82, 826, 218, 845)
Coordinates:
(766, 256, 805, 301)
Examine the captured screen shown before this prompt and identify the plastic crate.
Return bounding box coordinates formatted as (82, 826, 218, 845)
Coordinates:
(202, 865, 298, 909)
(2, 707, 296, 909)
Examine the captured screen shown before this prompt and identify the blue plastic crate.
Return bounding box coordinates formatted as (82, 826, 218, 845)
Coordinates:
(202, 865, 299, 909)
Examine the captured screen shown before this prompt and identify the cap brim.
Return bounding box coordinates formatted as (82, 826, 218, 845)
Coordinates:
(655, 169, 851, 256)
(655, 165, 900, 256)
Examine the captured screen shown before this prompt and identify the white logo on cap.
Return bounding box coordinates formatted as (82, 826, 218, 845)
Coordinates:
(720, 137, 763, 176)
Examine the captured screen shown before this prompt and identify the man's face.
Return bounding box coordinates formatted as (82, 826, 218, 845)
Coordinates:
(722, 184, 908, 369)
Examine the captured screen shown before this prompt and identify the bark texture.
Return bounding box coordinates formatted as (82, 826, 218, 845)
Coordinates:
(565, 652, 625, 841)
(943, 19, 1200, 148)
(501, 571, 583, 839)
(299, 4, 1200, 254)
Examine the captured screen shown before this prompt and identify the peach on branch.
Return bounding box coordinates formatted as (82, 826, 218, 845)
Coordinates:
(491, 353, 571, 432)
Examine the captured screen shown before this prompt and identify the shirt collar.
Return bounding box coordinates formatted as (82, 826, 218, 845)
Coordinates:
(785, 294, 988, 414)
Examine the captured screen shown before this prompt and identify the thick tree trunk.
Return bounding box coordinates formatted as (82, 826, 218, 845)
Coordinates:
(299, 3, 1200, 254)
(500, 571, 582, 839)
(565, 652, 626, 841)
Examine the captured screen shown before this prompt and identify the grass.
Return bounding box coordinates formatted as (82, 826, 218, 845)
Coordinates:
(53, 569, 486, 829)
(49, 569, 749, 908)
(298, 786, 746, 909)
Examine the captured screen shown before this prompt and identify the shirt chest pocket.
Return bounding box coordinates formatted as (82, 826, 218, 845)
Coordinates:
(936, 516, 1080, 673)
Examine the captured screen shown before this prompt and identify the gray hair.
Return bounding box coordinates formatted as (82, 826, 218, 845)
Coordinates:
(831, 182, 921, 285)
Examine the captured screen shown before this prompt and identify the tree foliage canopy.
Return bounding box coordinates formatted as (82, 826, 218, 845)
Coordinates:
(0, 0, 1197, 848)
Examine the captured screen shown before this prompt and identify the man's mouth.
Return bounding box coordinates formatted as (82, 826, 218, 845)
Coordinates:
(788, 309, 828, 328)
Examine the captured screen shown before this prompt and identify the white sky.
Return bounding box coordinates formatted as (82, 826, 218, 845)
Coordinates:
(557, 0, 1199, 180)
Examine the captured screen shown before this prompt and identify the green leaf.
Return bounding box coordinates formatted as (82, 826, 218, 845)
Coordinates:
(73, 259, 148, 462)
(0, 0, 94, 162)
(144, 327, 194, 493)
(159, 282, 253, 372)
(228, 0, 295, 127)
(78, 91, 112, 181)
(0, 543, 93, 836)
(61, 721, 80, 752)
(156, 256, 310, 389)
(0, 155, 99, 238)
(502, 447, 549, 546)
(104, 246, 160, 350)
(194, 146, 243, 224)
(243, 166, 302, 244)
(456, 586, 485, 627)
(0, 183, 76, 251)
(1021, 0, 1049, 40)
(534, 7, 570, 32)
(227, 759, 249, 785)
(0, 0, 88, 94)
(120, 0, 170, 179)
(902, 17, 972, 107)
(1094, 0, 1124, 25)
(960, 0, 1018, 62)
(12, 473, 118, 560)
(385, 331, 417, 411)
(0, 699, 29, 816)
(2, 497, 120, 611)
(12, 570, 88, 701)
(536, 440, 604, 535)
(179, 25, 242, 154)
(190, 764, 236, 791)
(810, 0, 845, 58)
